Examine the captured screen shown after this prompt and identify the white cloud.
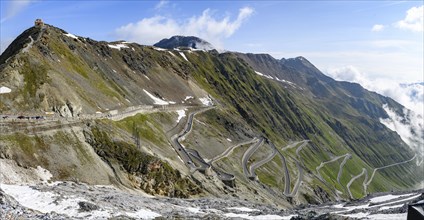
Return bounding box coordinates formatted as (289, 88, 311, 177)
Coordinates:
(326, 65, 366, 83)
(155, 0, 168, 10)
(0, 0, 34, 23)
(268, 50, 423, 82)
(326, 65, 424, 156)
(325, 65, 424, 115)
(394, 5, 423, 32)
(380, 104, 423, 155)
(115, 7, 254, 48)
(371, 24, 385, 32)
(115, 16, 180, 46)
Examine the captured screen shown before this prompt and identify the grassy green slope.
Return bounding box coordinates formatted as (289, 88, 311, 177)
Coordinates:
(184, 51, 421, 198)
(1, 24, 420, 201)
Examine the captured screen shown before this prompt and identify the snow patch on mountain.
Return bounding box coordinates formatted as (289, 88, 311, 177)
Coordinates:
(341, 212, 370, 219)
(0, 159, 52, 184)
(0, 86, 11, 94)
(368, 213, 408, 219)
(168, 51, 176, 57)
(143, 89, 169, 105)
(255, 70, 300, 88)
(0, 183, 161, 219)
(254, 71, 273, 79)
(153, 47, 167, 51)
(255, 71, 264, 76)
(199, 96, 213, 106)
(125, 209, 161, 219)
(378, 204, 404, 210)
(227, 207, 259, 212)
(1, 184, 86, 217)
(108, 44, 129, 50)
(179, 52, 189, 62)
(176, 110, 186, 123)
(275, 77, 297, 87)
(224, 212, 285, 219)
(184, 96, 193, 101)
(64, 33, 78, 39)
(369, 193, 413, 203)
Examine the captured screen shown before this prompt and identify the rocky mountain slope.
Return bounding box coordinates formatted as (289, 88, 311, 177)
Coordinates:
(1, 181, 422, 219)
(0, 23, 422, 217)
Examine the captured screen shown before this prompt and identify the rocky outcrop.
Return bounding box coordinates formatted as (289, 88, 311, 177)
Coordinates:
(52, 100, 81, 117)
(84, 127, 202, 198)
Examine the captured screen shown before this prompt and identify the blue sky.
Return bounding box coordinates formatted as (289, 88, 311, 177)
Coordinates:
(1, 0, 423, 84)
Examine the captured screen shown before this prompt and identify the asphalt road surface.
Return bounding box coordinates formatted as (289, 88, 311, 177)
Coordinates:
(241, 138, 264, 178)
(248, 145, 277, 179)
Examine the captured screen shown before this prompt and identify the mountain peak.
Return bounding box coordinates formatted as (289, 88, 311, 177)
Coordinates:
(0, 22, 70, 65)
(0, 26, 40, 64)
(281, 56, 311, 65)
(153, 36, 215, 50)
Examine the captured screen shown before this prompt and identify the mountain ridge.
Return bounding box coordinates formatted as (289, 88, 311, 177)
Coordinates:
(153, 35, 215, 51)
(0, 23, 422, 211)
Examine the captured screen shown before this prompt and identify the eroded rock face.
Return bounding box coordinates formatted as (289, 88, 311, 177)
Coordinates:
(314, 186, 331, 204)
(55, 105, 72, 117)
(83, 127, 202, 198)
(52, 100, 81, 117)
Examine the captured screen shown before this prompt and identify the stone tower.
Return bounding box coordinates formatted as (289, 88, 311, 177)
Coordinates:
(34, 19, 44, 27)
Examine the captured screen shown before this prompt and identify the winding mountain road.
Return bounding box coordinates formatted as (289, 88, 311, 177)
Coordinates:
(241, 138, 265, 178)
(208, 138, 258, 165)
(316, 153, 350, 181)
(295, 141, 310, 157)
(248, 145, 278, 179)
(345, 154, 417, 198)
(281, 140, 308, 151)
(272, 143, 291, 196)
(362, 168, 368, 195)
(336, 154, 351, 184)
(168, 105, 418, 199)
(6, 98, 416, 201)
(186, 149, 211, 173)
(290, 161, 304, 197)
(363, 154, 417, 194)
(168, 106, 241, 181)
(287, 140, 311, 197)
(347, 168, 366, 199)
(169, 107, 214, 171)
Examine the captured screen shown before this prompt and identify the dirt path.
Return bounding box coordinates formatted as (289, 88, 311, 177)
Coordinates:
(315, 153, 350, 181)
(363, 154, 417, 194)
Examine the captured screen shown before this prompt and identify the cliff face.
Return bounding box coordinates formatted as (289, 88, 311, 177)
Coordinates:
(0, 24, 422, 207)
